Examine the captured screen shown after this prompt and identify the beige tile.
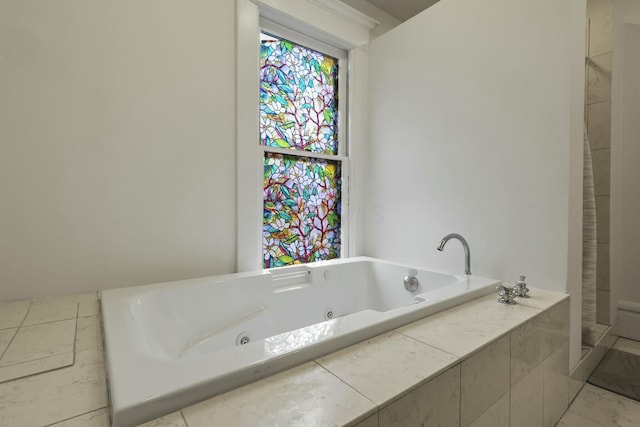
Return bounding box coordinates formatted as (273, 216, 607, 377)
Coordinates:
(568, 384, 640, 426)
(613, 337, 640, 356)
(540, 299, 570, 355)
(23, 298, 78, 326)
(449, 294, 542, 332)
(398, 304, 508, 359)
(515, 288, 568, 312)
(74, 292, 100, 318)
(379, 365, 460, 427)
(556, 410, 603, 427)
(351, 413, 378, 427)
(587, 0, 613, 57)
(0, 301, 31, 329)
(543, 343, 569, 427)
(587, 53, 612, 104)
(316, 331, 457, 406)
(49, 408, 110, 426)
(511, 314, 546, 387)
(76, 316, 103, 353)
(595, 196, 610, 243)
(0, 318, 76, 366)
(461, 334, 510, 427)
(510, 363, 544, 427)
(568, 375, 584, 404)
(587, 101, 611, 150)
(0, 348, 107, 426)
(597, 243, 610, 291)
(468, 392, 509, 427)
(0, 352, 74, 383)
(137, 411, 187, 427)
(592, 148, 611, 197)
(0, 328, 17, 356)
(182, 362, 376, 427)
(596, 290, 610, 325)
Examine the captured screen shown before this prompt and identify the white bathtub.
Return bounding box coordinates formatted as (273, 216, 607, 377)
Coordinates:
(101, 257, 500, 426)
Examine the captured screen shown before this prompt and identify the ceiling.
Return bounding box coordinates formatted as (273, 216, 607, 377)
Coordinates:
(364, 0, 440, 22)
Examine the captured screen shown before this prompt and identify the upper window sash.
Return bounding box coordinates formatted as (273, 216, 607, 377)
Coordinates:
(260, 18, 348, 158)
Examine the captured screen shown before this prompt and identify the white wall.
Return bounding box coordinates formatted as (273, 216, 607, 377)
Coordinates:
(611, 0, 640, 338)
(364, 0, 585, 365)
(0, 0, 237, 301)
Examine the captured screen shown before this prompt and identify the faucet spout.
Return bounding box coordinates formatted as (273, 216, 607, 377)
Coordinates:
(437, 233, 471, 275)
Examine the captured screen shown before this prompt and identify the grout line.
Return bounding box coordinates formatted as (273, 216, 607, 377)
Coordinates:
(312, 359, 381, 425)
(0, 352, 75, 384)
(0, 351, 74, 370)
(508, 329, 512, 425)
(0, 301, 32, 361)
(42, 406, 109, 427)
(394, 329, 461, 359)
(312, 360, 377, 406)
(73, 302, 79, 367)
(180, 410, 189, 426)
(459, 359, 462, 426)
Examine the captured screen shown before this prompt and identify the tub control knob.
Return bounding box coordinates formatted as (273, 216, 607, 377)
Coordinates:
(497, 285, 517, 305)
(513, 275, 530, 298)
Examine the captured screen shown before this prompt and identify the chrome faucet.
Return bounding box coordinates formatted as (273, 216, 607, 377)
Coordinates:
(437, 233, 471, 275)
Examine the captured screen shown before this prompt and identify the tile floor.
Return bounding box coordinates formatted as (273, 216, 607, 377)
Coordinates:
(557, 337, 640, 427)
(0, 293, 107, 427)
(1, 292, 639, 427)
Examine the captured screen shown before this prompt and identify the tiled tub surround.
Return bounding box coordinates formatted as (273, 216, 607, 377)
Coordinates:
(0, 287, 570, 427)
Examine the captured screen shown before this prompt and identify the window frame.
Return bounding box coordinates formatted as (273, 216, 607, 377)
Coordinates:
(236, 0, 373, 272)
(259, 19, 350, 267)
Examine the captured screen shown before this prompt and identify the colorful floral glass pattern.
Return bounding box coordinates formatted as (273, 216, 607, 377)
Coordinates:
(263, 153, 341, 267)
(260, 34, 339, 155)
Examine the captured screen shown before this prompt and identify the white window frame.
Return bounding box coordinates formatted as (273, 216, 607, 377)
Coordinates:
(259, 20, 349, 268)
(236, 0, 375, 271)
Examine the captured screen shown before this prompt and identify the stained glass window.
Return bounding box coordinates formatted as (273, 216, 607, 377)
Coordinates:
(263, 153, 341, 268)
(260, 33, 339, 155)
(260, 32, 343, 268)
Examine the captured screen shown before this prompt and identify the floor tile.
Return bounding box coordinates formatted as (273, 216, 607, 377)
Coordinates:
(0, 328, 17, 356)
(48, 408, 110, 426)
(74, 293, 100, 318)
(614, 338, 640, 357)
(0, 319, 76, 367)
(0, 352, 74, 383)
(0, 349, 107, 427)
(316, 331, 457, 406)
(76, 316, 102, 353)
(556, 410, 604, 427)
(23, 298, 78, 326)
(568, 383, 640, 426)
(0, 301, 31, 329)
(182, 362, 376, 427)
(137, 411, 187, 427)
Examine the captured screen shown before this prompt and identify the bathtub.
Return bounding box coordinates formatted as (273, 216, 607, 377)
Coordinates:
(101, 257, 500, 426)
